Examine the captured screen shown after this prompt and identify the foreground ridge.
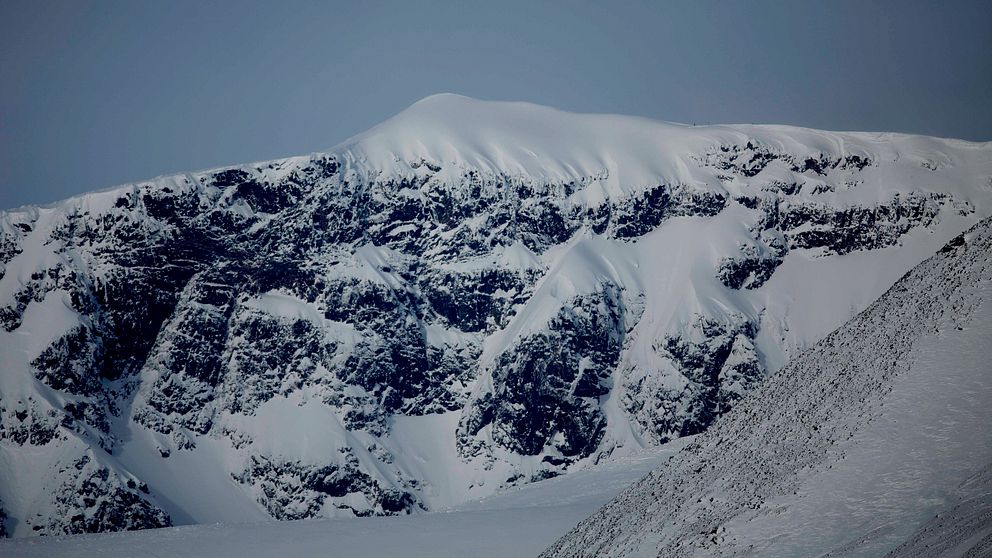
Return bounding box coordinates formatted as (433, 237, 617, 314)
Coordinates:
(543, 217, 992, 557)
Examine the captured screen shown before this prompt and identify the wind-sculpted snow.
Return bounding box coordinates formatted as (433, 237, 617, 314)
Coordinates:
(883, 465, 992, 558)
(1, 94, 991, 536)
(543, 217, 992, 557)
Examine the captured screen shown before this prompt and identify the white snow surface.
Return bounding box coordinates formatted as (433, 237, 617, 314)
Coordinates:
(542, 217, 992, 557)
(0, 440, 687, 558)
(336, 94, 985, 206)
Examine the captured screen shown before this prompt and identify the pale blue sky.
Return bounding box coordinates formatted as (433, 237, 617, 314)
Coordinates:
(1, 0, 990, 208)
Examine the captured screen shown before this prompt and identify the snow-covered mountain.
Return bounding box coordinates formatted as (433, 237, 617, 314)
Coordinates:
(543, 217, 992, 557)
(1, 93, 990, 537)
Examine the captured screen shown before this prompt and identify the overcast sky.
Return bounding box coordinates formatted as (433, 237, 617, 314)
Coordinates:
(2, 0, 990, 209)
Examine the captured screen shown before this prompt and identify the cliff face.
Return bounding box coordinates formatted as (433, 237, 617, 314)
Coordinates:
(1, 94, 990, 536)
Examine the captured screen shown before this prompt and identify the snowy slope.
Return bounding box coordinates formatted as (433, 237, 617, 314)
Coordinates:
(1, 94, 992, 536)
(0, 441, 688, 558)
(543, 218, 992, 557)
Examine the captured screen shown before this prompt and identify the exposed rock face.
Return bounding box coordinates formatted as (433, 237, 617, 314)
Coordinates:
(234, 452, 422, 520)
(461, 284, 634, 465)
(542, 217, 992, 558)
(1, 95, 990, 536)
(44, 454, 171, 536)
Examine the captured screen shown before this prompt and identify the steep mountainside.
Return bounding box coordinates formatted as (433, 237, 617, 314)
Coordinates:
(543, 218, 992, 557)
(1, 94, 991, 536)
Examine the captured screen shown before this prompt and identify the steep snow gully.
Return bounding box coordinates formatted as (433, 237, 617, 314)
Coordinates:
(0, 95, 990, 548)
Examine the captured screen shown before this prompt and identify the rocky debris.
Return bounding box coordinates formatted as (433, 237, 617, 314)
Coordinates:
(220, 307, 335, 415)
(773, 192, 966, 255)
(720, 187, 972, 290)
(717, 237, 786, 290)
(421, 266, 535, 333)
(0, 230, 23, 280)
(32, 325, 104, 396)
(0, 397, 62, 447)
(698, 140, 873, 179)
(590, 183, 728, 239)
(34, 453, 170, 536)
(234, 452, 421, 520)
(134, 268, 241, 438)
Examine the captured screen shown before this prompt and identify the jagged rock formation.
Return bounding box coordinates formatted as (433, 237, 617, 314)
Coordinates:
(1, 94, 990, 536)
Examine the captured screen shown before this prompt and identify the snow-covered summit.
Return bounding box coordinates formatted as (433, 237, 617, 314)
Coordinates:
(335, 93, 693, 186)
(334, 93, 989, 203)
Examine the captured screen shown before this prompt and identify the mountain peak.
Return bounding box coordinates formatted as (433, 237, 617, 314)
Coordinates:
(332, 94, 696, 187)
(331, 95, 953, 191)
(407, 92, 482, 108)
